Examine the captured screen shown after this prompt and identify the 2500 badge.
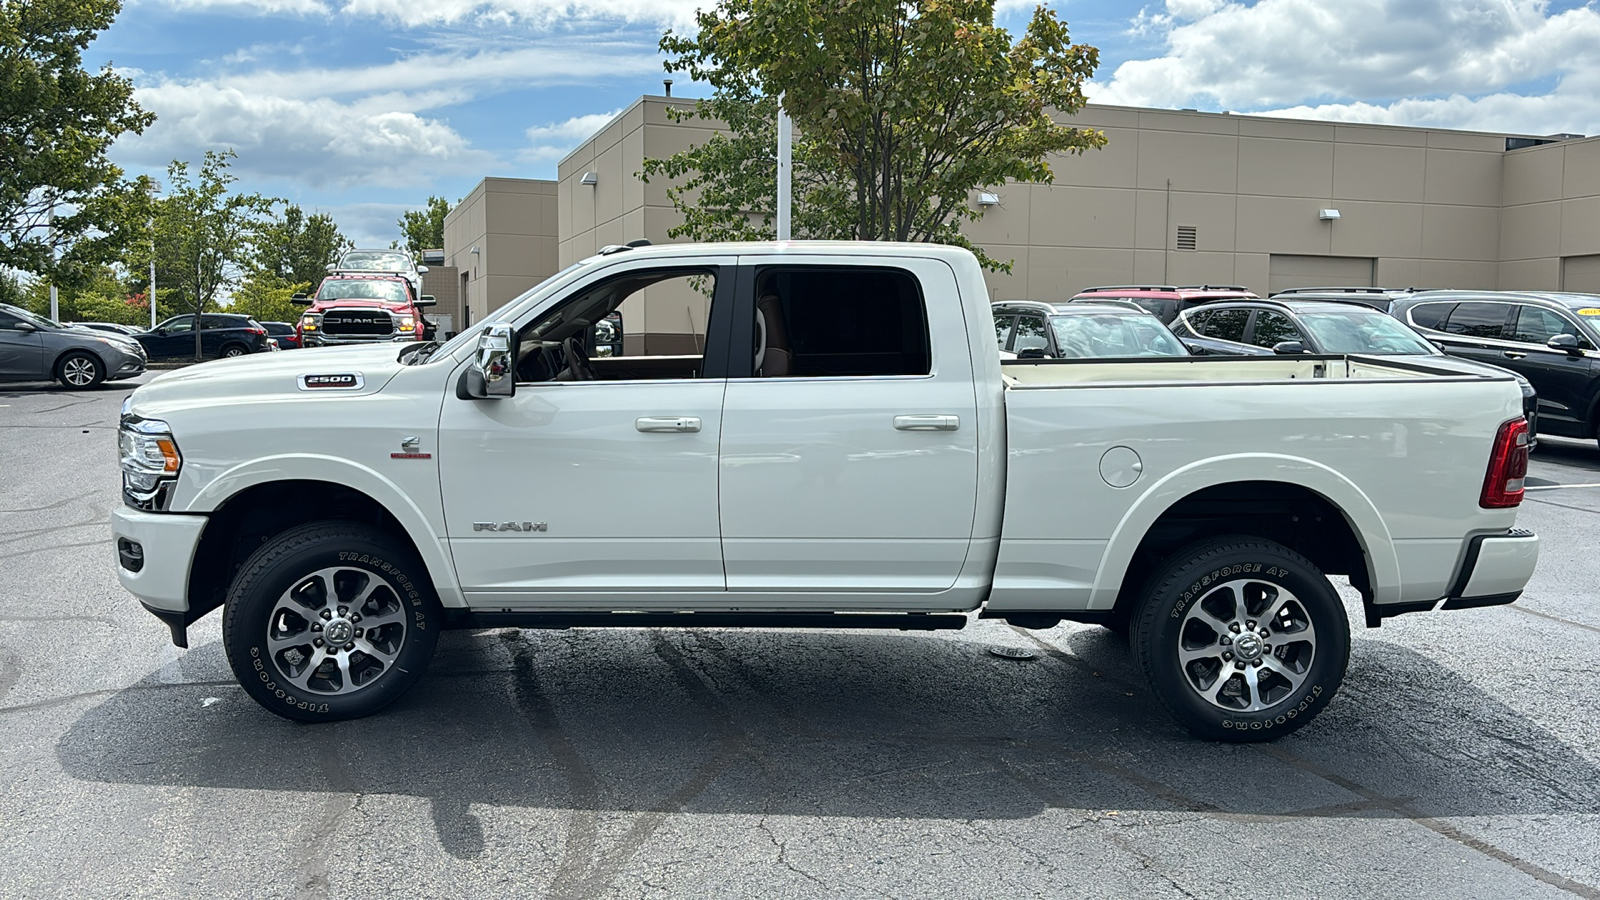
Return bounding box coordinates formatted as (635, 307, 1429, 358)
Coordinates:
(298, 373, 365, 391)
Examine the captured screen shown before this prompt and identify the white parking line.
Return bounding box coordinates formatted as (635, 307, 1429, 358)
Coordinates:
(1525, 482, 1600, 491)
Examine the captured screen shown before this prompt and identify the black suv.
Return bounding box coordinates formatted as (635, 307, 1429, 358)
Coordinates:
(1391, 291, 1600, 446)
(1173, 297, 1540, 437)
(135, 313, 271, 360)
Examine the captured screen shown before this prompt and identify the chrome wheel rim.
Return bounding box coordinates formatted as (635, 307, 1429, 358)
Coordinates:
(63, 357, 97, 386)
(224, 347, 245, 357)
(1178, 578, 1317, 712)
(266, 566, 409, 696)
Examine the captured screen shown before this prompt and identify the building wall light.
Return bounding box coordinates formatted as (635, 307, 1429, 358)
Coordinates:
(978, 192, 1000, 207)
(580, 172, 599, 186)
(1319, 208, 1341, 220)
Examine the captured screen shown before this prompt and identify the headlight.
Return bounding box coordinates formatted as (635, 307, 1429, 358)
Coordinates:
(397, 315, 415, 333)
(300, 314, 320, 332)
(119, 418, 181, 508)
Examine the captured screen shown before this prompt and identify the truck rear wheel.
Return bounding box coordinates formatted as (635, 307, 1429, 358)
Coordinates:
(1131, 536, 1349, 742)
(221, 522, 442, 722)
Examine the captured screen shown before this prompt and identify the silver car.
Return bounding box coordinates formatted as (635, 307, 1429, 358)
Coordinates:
(0, 303, 147, 388)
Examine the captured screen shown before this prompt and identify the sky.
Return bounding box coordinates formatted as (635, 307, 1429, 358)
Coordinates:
(86, 0, 1600, 247)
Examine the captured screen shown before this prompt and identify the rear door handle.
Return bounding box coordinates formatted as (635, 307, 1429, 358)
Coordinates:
(636, 416, 701, 433)
(893, 414, 960, 431)
(1502, 351, 1527, 359)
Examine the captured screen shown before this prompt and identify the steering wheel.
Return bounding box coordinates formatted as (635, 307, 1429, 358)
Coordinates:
(562, 335, 596, 381)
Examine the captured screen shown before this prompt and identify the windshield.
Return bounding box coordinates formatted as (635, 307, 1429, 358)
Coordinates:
(340, 250, 413, 272)
(0, 303, 65, 330)
(1050, 313, 1189, 358)
(318, 279, 409, 303)
(1296, 309, 1436, 355)
(420, 261, 589, 363)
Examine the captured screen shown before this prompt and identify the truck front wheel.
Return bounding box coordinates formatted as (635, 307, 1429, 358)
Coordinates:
(221, 523, 442, 722)
(1131, 537, 1349, 742)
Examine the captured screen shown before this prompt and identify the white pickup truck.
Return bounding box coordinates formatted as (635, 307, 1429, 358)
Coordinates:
(111, 242, 1539, 741)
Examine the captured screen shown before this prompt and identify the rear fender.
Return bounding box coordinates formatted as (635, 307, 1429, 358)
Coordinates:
(1089, 453, 1400, 608)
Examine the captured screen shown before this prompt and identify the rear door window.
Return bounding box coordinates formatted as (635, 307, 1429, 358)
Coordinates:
(1189, 308, 1251, 342)
(993, 314, 1016, 351)
(749, 267, 930, 377)
(1406, 303, 1455, 330)
(1441, 302, 1511, 338)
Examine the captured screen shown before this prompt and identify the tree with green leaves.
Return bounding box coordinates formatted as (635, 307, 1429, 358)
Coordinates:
(256, 204, 350, 287)
(230, 272, 309, 326)
(18, 263, 148, 325)
(146, 150, 273, 360)
(0, 0, 155, 287)
(647, 0, 1105, 270)
(394, 196, 449, 259)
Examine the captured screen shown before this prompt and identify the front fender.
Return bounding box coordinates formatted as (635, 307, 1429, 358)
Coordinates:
(186, 454, 464, 608)
(1088, 453, 1401, 609)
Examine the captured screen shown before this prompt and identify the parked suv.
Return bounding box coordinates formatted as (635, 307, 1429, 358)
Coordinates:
(1172, 297, 1541, 438)
(993, 300, 1190, 359)
(1392, 290, 1600, 446)
(294, 274, 437, 347)
(135, 313, 270, 360)
(1269, 286, 1419, 314)
(1070, 284, 1259, 323)
(0, 303, 147, 387)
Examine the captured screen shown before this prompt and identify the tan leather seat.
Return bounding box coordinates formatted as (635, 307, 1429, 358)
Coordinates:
(755, 293, 792, 377)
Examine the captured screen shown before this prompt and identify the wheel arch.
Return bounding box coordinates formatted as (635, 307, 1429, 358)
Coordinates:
(52, 346, 108, 378)
(184, 472, 463, 637)
(1090, 454, 1400, 617)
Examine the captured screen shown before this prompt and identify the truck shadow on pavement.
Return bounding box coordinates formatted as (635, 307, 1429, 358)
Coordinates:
(56, 626, 1600, 864)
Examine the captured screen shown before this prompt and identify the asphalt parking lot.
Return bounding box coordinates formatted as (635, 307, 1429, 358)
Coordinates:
(2, 374, 1598, 900)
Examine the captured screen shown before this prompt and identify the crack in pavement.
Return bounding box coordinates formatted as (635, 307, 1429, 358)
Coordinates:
(0, 490, 98, 514)
(0, 539, 106, 561)
(295, 730, 363, 900)
(756, 815, 827, 887)
(1255, 743, 1600, 899)
(1509, 604, 1600, 636)
(0, 680, 239, 716)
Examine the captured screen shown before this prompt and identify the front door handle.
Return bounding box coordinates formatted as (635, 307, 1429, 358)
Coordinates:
(636, 416, 701, 433)
(1503, 351, 1527, 359)
(893, 414, 960, 432)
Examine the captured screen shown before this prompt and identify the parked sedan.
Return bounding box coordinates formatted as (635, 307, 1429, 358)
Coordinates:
(135, 313, 270, 360)
(0, 303, 147, 387)
(72, 322, 146, 337)
(1391, 290, 1600, 447)
(993, 300, 1192, 358)
(261, 321, 302, 349)
(1173, 298, 1541, 438)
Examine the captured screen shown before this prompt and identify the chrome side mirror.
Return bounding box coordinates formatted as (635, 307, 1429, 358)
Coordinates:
(461, 323, 515, 399)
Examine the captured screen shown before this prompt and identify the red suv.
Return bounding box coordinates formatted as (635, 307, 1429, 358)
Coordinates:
(293, 274, 436, 347)
(1070, 284, 1259, 324)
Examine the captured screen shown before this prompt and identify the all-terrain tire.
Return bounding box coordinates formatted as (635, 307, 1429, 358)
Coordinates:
(222, 522, 442, 722)
(1131, 536, 1349, 742)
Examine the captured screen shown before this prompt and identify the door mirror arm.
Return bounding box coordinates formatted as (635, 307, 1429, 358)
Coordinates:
(1546, 333, 1584, 356)
(459, 323, 516, 399)
(1272, 340, 1307, 355)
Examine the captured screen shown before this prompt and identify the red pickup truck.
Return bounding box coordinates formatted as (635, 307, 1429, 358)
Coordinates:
(293, 273, 436, 347)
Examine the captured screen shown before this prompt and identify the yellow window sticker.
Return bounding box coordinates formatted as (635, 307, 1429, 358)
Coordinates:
(1578, 308, 1600, 316)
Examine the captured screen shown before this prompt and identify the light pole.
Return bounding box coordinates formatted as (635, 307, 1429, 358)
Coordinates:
(146, 181, 161, 329)
(776, 93, 792, 241)
(47, 209, 58, 321)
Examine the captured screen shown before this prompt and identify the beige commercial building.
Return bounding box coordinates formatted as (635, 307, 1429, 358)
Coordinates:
(442, 177, 560, 326)
(444, 95, 1600, 343)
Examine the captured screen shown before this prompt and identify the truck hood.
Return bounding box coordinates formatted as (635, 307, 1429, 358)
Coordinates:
(128, 343, 411, 419)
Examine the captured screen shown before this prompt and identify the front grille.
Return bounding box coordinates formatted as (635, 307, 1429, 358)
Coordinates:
(321, 310, 394, 336)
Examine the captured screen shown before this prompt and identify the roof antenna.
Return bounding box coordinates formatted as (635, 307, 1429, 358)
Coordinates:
(663, 78, 673, 97)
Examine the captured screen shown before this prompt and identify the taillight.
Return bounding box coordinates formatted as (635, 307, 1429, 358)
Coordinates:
(249, 326, 266, 335)
(1480, 417, 1529, 508)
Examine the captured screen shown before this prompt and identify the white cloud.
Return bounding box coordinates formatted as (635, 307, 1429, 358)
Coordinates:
(522, 109, 623, 163)
(156, 0, 703, 27)
(1092, 0, 1600, 135)
(115, 42, 658, 190)
(121, 81, 493, 188)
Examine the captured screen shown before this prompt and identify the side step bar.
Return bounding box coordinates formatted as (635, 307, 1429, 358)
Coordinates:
(443, 611, 970, 632)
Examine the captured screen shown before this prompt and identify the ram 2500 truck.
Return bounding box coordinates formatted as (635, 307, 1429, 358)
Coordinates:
(111, 242, 1539, 741)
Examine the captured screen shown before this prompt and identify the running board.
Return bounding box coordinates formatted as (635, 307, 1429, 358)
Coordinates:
(443, 611, 970, 632)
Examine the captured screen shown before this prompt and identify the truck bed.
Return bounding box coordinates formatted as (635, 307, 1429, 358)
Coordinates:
(1001, 354, 1468, 386)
